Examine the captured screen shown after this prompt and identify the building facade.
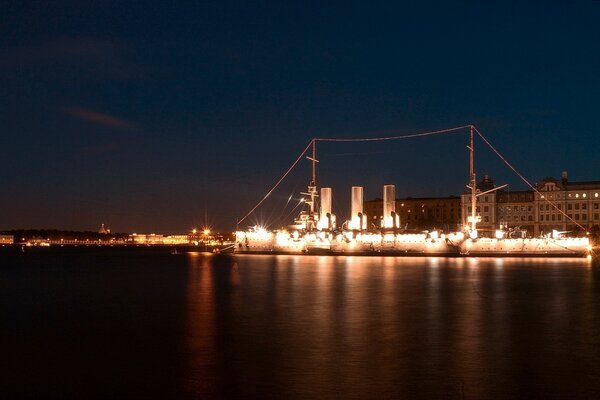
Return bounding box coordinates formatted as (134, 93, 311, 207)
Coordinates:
(460, 172, 600, 236)
(0, 234, 14, 245)
(364, 196, 461, 231)
(460, 175, 498, 232)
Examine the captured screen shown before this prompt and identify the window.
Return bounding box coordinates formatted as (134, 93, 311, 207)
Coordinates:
(595, 214, 599, 220)
(568, 204, 572, 210)
(575, 214, 580, 220)
(528, 206, 532, 212)
(595, 203, 599, 210)
(583, 214, 587, 220)
(540, 215, 544, 221)
(484, 196, 488, 202)
(582, 203, 587, 210)
(521, 215, 526, 221)
(552, 215, 556, 221)
(484, 216, 489, 222)
(539, 205, 544, 211)
(528, 216, 533, 221)
(476, 206, 481, 212)
(558, 215, 562, 221)
(484, 206, 489, 212)
(546, 205, 550, 211)
(575, 204, 580, 210)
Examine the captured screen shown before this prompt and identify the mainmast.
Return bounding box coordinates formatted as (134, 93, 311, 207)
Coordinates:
(469, 125, 477, 234)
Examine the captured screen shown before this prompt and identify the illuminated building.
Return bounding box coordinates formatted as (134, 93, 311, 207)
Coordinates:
(460, 175, 498, 232)
(461, 171, 600, 236)
(534, 171, 600, 235)
(98, 223, 111, 234)
(0, 235, 14, 245)
(364, 195, 461, 231)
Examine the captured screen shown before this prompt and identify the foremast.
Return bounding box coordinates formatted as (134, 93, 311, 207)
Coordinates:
(299, 139, 319, 231)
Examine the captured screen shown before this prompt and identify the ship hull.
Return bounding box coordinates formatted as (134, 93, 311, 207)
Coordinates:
(235, 233, 590, 257)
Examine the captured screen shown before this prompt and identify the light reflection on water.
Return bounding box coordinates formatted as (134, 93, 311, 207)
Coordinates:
(180, 254, 600, 399)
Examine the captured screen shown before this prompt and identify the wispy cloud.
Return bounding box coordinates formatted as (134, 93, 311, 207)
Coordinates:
(62, 106, 135, 129)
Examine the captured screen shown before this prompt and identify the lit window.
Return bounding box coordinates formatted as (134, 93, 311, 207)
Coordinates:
(576, 193, 579, 198)
(583, 193, 587, 198)
(596, 193, 599, 198)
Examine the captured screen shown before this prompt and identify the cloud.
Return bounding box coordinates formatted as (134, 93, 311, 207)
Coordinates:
(62, 106, 135, 129)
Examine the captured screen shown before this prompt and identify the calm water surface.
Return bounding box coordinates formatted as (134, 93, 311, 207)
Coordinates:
(2, 248, 600, 399)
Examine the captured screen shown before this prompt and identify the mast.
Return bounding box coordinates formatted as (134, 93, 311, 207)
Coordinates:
(300, 139, 319, 229)
(469, 125, 477, 233)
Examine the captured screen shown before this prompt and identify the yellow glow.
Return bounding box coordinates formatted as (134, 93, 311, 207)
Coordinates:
(192, 228, 197, 234)
(203, 229, 210, 235)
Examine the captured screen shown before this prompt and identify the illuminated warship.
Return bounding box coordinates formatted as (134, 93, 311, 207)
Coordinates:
(235, 126, 591, 257)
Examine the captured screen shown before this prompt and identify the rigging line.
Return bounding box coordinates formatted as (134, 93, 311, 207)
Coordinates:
(275, 191, 296, 224)
(473, 127, 587, 232)
(315, 125, 470, 142)
(282, 199, 307, 224)
(237, 139, 314, 225)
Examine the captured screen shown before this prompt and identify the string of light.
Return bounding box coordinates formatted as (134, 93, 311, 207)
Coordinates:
(315, 125, 470, 142)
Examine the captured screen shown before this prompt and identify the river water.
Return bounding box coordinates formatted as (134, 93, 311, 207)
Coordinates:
(2, 248, 600, 399)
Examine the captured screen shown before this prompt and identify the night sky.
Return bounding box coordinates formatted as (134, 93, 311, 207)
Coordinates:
(2, 1, 599, 233)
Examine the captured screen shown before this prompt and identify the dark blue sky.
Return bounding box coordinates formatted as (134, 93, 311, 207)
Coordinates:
(1, 1, 599, 232)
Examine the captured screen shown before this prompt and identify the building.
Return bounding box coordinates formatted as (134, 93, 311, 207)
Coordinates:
(497, 190, 535, 232)
(460, 175, 499, 232)
(534, 172, 600, 235)
(0, 234, 14, 245)
(364, 196, 461, 231)
(460, 171, 600, 236)
(98, 223, 111, 234)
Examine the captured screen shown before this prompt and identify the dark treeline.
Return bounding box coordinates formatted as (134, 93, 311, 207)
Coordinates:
(0, 230, 128, 241)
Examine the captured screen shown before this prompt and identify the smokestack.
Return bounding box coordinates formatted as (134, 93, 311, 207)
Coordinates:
(350, 186, 364, 230)
(383, 185, 396, 228)
(319, 187, 333, 230)
(562, 170, 568, 185)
